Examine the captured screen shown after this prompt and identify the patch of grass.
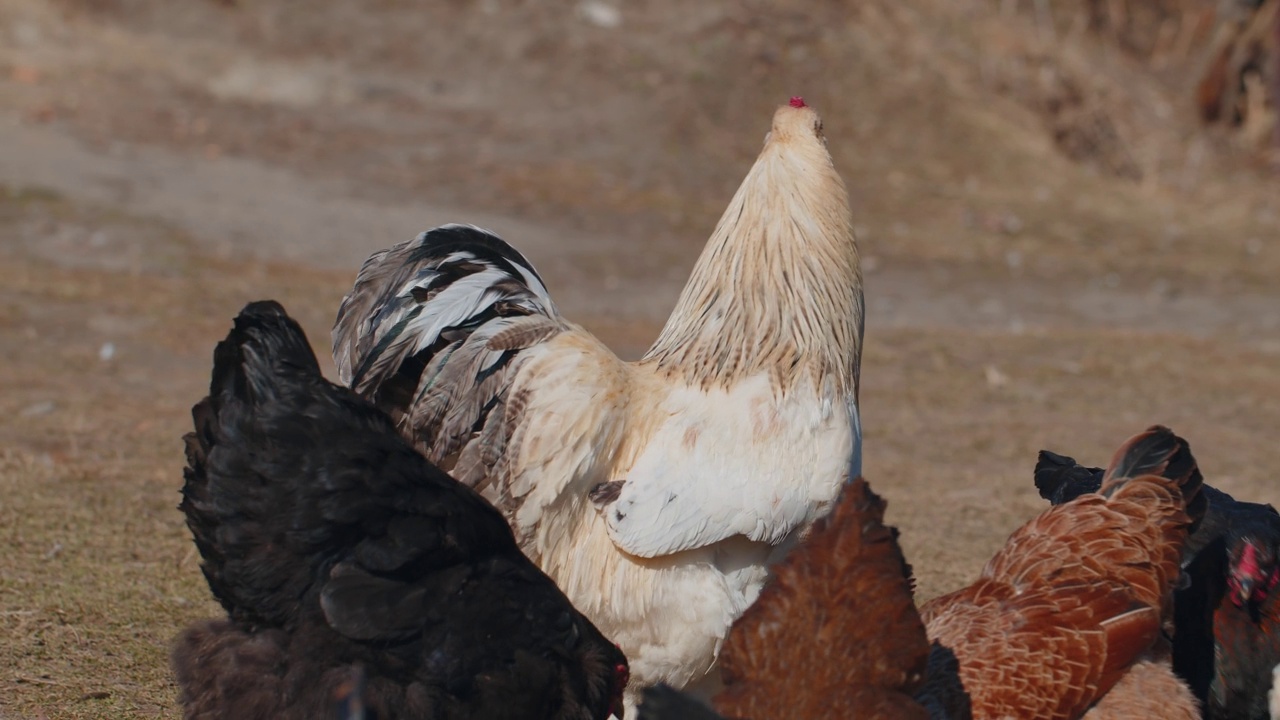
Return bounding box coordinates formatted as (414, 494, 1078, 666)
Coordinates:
(0, 451, 209, 718)
(0, 192, 352, 719)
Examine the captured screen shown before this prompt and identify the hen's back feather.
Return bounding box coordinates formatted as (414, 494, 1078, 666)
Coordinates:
(637, 478, 969, 720)
(922, 425, 1202, 720)
(174, 300, 625, 720)
(1032, 437, 1280, 714)
(711, 478, 944, 720)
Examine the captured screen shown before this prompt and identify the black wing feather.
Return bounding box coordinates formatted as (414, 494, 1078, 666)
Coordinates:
(174, 300, 624, 720)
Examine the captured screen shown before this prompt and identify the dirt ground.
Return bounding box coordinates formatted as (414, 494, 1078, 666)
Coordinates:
(0, 0, 1277, 717)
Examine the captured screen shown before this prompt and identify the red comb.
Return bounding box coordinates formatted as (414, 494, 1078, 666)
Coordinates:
(789, 96, 807, 108)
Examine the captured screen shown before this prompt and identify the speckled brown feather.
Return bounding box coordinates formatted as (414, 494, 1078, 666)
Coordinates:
(1082, 658, 1201, 719)
(920, 425, 1201, 720)
(712, 478, 934, 720)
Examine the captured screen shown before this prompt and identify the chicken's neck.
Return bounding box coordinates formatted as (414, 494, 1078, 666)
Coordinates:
(641, 152, 863, 397)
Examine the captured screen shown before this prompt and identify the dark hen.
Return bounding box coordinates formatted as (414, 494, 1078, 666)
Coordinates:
(173, 300, 627, 720)
(1212, 516, 1280, 720)
(1034, 442, 1280, 719)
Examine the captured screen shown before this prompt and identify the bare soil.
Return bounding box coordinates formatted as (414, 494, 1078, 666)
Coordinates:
(0, 0, 1277, 717)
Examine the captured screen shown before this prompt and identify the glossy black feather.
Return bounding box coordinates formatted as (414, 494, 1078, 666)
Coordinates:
(1032, 449, 1104, 505)
(174, 300, 626, 720)
(636, 685, 725, 720)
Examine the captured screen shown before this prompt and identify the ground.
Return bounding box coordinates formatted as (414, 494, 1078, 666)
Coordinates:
(0, 0, 1277, 717)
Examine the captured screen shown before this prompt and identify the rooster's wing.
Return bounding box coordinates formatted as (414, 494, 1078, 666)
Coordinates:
(332, 225, 631, 549)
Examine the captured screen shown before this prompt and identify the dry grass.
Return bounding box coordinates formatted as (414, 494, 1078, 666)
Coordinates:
(0, 188, 349, 719)
(862, 325, 1280, 598)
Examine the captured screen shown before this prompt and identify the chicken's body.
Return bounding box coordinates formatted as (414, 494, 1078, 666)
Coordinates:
(921, 426, 1203, 720)
(1035, 446, 1280, 718)
(638, 478, 968, 720)
(332, 100, 863, 706)
(173, 301, 627, 720)
(710, 478, 953, 720)
(526, 356, 854, 689)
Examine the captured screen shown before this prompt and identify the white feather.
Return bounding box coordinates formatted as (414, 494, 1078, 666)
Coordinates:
(603, 372, 852, 558)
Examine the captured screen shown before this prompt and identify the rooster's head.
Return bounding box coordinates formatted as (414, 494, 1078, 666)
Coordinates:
(1227, 533, 1280, 608)
(762, 96, 827, 149)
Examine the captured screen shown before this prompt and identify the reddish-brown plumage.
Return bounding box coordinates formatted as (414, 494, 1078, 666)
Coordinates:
(711, 478, 935, 720)
(920, 426, 1202, 720)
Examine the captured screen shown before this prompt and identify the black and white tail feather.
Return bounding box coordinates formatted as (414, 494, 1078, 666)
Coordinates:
(333, 224, 569, 474)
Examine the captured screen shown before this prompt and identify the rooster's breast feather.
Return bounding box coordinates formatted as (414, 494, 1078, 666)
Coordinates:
(601, 373, 857, 559)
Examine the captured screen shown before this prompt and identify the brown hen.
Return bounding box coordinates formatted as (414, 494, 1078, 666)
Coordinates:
(920, 425, 1204, 720)
(710, 477, 957, 720)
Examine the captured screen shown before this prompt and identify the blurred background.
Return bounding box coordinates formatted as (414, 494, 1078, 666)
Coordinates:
(1, 0, 1277, 716)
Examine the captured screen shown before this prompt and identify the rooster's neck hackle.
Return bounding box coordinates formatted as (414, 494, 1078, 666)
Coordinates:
(642, 103, 863, 396)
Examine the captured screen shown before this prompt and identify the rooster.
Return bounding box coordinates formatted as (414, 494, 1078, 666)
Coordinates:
(173, 301, 628, 720)
(331, 98, 863, 707)
(1035, 446, 1280, 719)
(920, 426, 1204, 720)
(637, 478, 970, 720)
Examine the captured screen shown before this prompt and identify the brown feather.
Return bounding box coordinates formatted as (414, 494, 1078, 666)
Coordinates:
(1096, 608, 1163, 694)
(487, 316, 563, 352)
(711, 478, 935, 720)
(921, 426, 1201, 720)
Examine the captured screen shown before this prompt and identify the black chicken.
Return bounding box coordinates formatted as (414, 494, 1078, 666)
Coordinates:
(1034, 446, 1280, 720)
(172, 300, 629, 720)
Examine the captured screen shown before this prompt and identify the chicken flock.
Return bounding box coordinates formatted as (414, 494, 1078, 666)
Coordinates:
(171, 99, 1280, 720)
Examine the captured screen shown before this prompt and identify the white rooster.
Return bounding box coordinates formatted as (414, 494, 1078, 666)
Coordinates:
(331, 98, 864, 710)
